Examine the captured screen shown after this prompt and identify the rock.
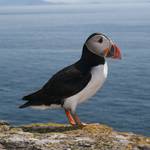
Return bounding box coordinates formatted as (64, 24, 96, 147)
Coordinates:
(0, 121, 149, 150)
(0, 120, 9, 126)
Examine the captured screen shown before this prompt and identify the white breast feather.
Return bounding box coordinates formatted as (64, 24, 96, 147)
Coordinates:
(63, 62, 108, 112)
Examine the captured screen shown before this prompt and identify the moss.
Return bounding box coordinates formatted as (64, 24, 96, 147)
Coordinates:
(82, 124, 112, 135)
(25, 122, 66, 127)
(21, 122, 79, 133)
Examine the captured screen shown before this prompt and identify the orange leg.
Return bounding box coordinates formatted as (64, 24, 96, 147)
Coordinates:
(64, 109, 76, 126)
(73, 113, 82, 125)
(72, 113, 87, 127)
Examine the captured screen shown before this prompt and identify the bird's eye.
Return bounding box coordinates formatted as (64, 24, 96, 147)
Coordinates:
(98, 37, 103, 43)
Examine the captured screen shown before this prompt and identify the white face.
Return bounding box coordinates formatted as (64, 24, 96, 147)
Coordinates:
(85, 34, 112, 57)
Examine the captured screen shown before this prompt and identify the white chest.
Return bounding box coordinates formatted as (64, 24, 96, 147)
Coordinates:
(63, 62, 108, 112)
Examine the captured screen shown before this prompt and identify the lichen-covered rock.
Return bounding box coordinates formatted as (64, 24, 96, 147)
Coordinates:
(0, 121, 149, 150)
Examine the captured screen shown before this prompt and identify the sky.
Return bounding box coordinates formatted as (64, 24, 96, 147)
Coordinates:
(0, 0, 146, 5)
(0, 0, 96, 5)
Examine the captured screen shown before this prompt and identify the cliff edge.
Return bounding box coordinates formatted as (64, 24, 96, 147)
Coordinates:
(0, 121, 149, 150)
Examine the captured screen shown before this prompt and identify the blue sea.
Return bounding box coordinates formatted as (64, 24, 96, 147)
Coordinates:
(0, 2, 150, 136)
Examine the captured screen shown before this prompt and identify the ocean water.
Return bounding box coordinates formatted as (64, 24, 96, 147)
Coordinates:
(0, 2, 150, 136)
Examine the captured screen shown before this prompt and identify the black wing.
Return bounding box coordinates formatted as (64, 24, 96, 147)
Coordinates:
(43, 64, 91, 99)
(20, 63, 91, 108)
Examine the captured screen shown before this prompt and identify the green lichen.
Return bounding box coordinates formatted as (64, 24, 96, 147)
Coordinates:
(21, 122, 77, 133)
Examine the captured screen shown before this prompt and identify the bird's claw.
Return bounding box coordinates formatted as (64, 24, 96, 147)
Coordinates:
(77, 122, 88, 128)
(70, 122, 87, 128)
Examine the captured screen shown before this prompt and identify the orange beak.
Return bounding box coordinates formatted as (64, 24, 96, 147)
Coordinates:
(112, 44, 122, 59)
(104, 44, 121, 59)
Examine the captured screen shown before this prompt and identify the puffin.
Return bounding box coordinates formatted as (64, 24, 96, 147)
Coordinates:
(19, 33, 121, 127)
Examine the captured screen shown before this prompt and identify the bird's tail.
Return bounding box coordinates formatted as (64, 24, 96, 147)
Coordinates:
(22, 89, 44, 101)
(19, 101, 32, 108)
(19, 89, 46, 108)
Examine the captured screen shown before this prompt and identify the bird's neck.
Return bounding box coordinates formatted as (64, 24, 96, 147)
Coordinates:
(80, 44, 105, 67)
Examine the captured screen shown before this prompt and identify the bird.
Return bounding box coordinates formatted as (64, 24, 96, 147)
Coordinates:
(19, 33, 121, 127)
